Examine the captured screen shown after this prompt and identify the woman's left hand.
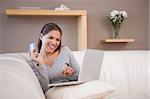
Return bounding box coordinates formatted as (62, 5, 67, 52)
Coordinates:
(62, 65, 75, 76)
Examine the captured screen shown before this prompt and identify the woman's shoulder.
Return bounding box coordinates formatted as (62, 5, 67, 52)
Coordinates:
(61, 46, 71, 52)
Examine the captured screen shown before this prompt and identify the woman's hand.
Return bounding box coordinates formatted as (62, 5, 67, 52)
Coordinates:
(30, 50, 53, 66)
(62, 64, 75, 76)
(30, 50, 44, 64)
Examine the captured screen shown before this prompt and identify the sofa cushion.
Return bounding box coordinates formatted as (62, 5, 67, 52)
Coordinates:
(45, 80, 115, 99)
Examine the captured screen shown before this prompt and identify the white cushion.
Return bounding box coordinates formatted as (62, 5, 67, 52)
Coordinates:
(45, 80, 115, 99)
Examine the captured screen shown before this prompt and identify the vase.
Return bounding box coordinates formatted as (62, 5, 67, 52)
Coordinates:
(112, 23, 121, 39)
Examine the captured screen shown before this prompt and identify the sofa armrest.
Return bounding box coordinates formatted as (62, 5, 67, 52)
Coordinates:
(0, 54, 45, 99)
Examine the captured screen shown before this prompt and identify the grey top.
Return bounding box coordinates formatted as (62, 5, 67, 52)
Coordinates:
(26, 46, 80, 93)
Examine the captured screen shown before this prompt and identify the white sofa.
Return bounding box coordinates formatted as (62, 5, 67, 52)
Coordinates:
(0, 50, 149, 99)
(72, 50, 150, 99)
(100, 51, 149, 99)
(0, 53, 45, 99)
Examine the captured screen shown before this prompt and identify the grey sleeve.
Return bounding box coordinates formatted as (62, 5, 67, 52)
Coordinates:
(26, 60, 50, 93)
(66, 48, 80, 81)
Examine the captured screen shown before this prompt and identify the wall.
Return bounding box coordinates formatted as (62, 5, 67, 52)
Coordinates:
(0, 0, 2, 53)
(2, 0, 78, 52)
(149, 0, 150, 49)
(0, 0, 149, 52)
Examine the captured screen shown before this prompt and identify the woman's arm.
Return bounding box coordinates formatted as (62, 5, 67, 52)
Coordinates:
(65, 47, 80, 81)
(26, 60, 50, 93)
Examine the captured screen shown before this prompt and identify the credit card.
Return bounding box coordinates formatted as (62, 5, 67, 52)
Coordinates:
(29, 42, 36, 52)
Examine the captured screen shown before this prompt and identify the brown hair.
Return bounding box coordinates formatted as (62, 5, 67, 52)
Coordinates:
(38, 23, 62, 53)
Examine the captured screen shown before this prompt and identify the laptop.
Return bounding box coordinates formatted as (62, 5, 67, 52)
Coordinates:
(47, 49, 104, 87)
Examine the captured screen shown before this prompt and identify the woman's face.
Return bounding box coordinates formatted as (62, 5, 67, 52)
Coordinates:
(41, 30, 61, 54)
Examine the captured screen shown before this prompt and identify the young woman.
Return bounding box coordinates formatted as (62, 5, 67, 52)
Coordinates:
(27, 23, 80, 93)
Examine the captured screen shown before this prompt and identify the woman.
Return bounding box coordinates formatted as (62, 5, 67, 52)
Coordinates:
(27, 23, 80, 93)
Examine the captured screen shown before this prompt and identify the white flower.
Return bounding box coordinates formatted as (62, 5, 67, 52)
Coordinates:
(108, 10, 128, 24)
(120, 11, 128, 18)
(110, 10, 119, 17)
(107, 10, 128, 39)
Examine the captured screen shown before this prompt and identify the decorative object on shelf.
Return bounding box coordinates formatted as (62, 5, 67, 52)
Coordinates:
(54, 4, 70, 11)
(107, 10, 128, 39)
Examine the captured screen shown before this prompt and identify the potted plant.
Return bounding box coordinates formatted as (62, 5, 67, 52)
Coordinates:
(107, 10, 128, 39)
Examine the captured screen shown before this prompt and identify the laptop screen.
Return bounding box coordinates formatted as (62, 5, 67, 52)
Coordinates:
(78, 49, 104, 82)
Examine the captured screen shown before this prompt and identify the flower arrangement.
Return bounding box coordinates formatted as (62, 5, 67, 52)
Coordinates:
(107, 10, 128, 39)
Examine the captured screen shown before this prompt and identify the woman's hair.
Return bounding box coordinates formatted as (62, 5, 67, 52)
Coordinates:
(37, 23, 62, 53)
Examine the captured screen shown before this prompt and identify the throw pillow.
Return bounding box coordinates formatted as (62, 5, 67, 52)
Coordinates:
(45, 80, 115, 99)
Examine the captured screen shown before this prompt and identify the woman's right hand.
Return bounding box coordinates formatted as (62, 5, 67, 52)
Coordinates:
(30, 50, 53, 66)
(30, 50, 45, 65)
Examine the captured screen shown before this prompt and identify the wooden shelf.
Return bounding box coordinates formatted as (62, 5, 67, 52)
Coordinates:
(5, 9, 87, 16)
(102, 39, 135, 43)
(5, 9, 87, 51)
